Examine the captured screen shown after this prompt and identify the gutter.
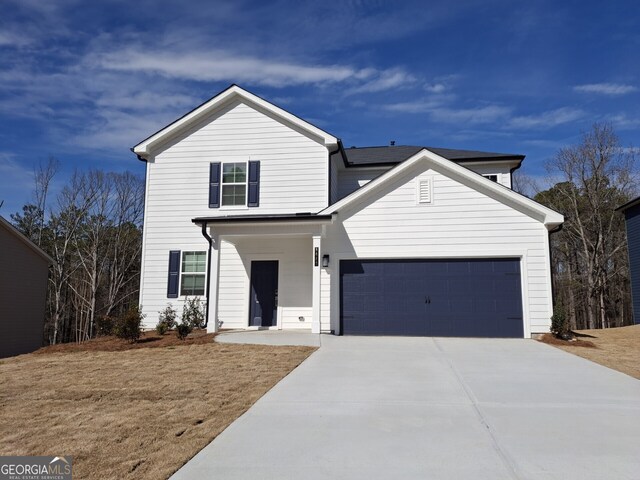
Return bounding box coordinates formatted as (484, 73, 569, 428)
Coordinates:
(199, 222, 213, 329)
(130, 147, 147, 162)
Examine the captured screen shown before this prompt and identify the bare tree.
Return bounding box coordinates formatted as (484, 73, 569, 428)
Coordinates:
(33, 157, 60, 246)
(536, 123, 638, 329)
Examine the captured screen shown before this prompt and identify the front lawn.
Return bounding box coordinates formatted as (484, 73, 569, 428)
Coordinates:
(539, 324, 640, 379)
(0, 335, 315, 479)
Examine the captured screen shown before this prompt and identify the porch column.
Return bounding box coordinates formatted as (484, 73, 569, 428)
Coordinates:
(312, 235, 321, 334)
(207, 234, 221, 333)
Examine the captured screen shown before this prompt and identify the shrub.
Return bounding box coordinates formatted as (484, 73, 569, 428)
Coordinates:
(155, 321, 168, 336)
(551, 304, 572, 340)
(158, 304, 177, 329)
(96, 315, 115, 336)
(176, 322, 193, 340)
(182, 297, 205, 330)
(114, 306, 144, 343)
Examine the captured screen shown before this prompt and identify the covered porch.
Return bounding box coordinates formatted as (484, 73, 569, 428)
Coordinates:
(193, 214, 335, 334)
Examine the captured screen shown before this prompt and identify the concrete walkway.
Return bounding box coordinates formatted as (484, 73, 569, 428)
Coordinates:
(216, 329, 321, 346)
(172, 336, 640, 480)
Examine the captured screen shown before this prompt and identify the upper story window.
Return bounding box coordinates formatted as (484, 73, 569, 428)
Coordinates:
(483, 174, 498, 182)
(222, 162, 247, 206)
(209, 161, 259, 209)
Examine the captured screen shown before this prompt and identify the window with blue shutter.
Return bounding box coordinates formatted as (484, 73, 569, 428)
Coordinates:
(167, 250, 180, 298)
(248, 160, 260, 207)
(209, 162, 221, 208)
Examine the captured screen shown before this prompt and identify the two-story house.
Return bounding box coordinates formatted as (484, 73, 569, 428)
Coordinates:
(133, 85, 563, 338)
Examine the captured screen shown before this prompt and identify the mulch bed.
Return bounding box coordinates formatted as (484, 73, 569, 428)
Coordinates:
(34, 330, 216, 354)
(538, 333, 597, 348)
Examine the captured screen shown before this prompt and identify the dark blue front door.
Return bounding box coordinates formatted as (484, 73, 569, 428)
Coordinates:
(340, 258, 524, 338)
(249, 261, 279, 327)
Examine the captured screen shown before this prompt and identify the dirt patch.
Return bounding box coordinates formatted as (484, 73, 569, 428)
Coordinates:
(33, 330, 216, 353)
(539, 324, 640, 379)
(0, 341, 316, 479)
(538, 333, 597, 348)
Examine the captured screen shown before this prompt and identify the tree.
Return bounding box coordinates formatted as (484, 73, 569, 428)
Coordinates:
(535, 123, 637, 329)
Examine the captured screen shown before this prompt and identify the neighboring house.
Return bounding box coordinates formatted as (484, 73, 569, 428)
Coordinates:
(616, 197, 640, 324)
(0, 216, 52, 357)
(133, 85, 564, 338)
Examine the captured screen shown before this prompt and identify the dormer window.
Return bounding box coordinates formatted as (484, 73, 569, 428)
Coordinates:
(222, 162, 247, 206)
(483, 174, 498, 182)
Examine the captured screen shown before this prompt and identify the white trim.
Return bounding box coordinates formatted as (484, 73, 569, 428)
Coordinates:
(220, 160, 248, 207)
(312, 235, 322, 334)
(133, 85, 338, 157)
(179, 250, 207, 297)
(320, 149, 564, 228)
(138, 160, 151, 309)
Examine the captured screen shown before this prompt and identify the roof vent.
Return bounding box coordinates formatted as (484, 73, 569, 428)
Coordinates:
(417, 178, 432, 204)
(390, 140, 396, 146)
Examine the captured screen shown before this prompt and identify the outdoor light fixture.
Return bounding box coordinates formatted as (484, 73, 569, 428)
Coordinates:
(322, 254, 330, 268)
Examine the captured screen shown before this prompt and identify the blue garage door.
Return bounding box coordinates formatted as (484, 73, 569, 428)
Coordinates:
(340, 259, 524, 338)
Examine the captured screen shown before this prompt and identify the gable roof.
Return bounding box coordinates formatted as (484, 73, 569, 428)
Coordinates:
(336, 145, 525, 167)
(0, 216, 54, 264)
(132, 84, 339, 159)
(320, 149, 563, 229)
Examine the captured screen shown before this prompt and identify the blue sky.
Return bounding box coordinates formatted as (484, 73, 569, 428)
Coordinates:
(1, 0, 639, 215)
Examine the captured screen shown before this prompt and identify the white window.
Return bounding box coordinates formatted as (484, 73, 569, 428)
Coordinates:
(483, 174, 499, 183)
(221, 162, 247, 206)
(180, 251, 206, 296)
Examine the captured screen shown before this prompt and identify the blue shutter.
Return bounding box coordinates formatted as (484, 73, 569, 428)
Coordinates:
(248, 160, 260, 207)
(167, 250, 180, 298)
(209, 162, 221, 208)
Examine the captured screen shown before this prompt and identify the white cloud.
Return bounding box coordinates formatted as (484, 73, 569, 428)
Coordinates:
(574, 83, 637, 95)
(346, 68, 416, 94)
(94, 48, 368, 87)
(508, 107, 585, 129)
(424, 83, 446, 93)
(0, 31, 32, 47)
(430, 105, 510, 124)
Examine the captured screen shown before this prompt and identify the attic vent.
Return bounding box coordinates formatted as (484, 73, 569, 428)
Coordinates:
(417, 178, 432, 204)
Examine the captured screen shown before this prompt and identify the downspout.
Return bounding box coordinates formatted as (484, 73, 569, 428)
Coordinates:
(200, 222, 213, 329)
(509, 158, 523, 189)
(327, 140, 343, 206)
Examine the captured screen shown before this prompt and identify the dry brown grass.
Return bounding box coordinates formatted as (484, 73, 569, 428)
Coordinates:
(0, 339, 315, 479)
(540, 324, 640, 379)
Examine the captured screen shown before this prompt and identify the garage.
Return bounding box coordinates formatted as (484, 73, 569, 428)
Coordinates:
(340, 258, 524, 337)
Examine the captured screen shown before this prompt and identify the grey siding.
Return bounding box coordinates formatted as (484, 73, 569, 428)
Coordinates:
(624, 204, 640, 324)
(0, 226, 49, 357)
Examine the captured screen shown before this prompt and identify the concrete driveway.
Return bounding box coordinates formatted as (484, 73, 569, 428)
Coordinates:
(172, 336, 640, 480)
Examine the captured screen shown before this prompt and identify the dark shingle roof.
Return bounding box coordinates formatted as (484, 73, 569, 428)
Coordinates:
(335, 145, 524, 167)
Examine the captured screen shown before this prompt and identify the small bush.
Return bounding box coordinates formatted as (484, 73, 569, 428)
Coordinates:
(551, 304, 572, 340)
(114, 306, 144, 343)
(155, 321, 168, 336)
(96, 315, 115, 336)
(182, 297, 205, 330)
(158, 304, 178, 329)
(176, 322, 193, 340)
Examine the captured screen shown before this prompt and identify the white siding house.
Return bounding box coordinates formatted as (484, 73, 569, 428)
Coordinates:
(134, 85, 563, 338)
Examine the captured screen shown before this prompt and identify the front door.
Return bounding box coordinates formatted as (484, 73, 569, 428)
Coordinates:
(249, 260, 279, 327)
